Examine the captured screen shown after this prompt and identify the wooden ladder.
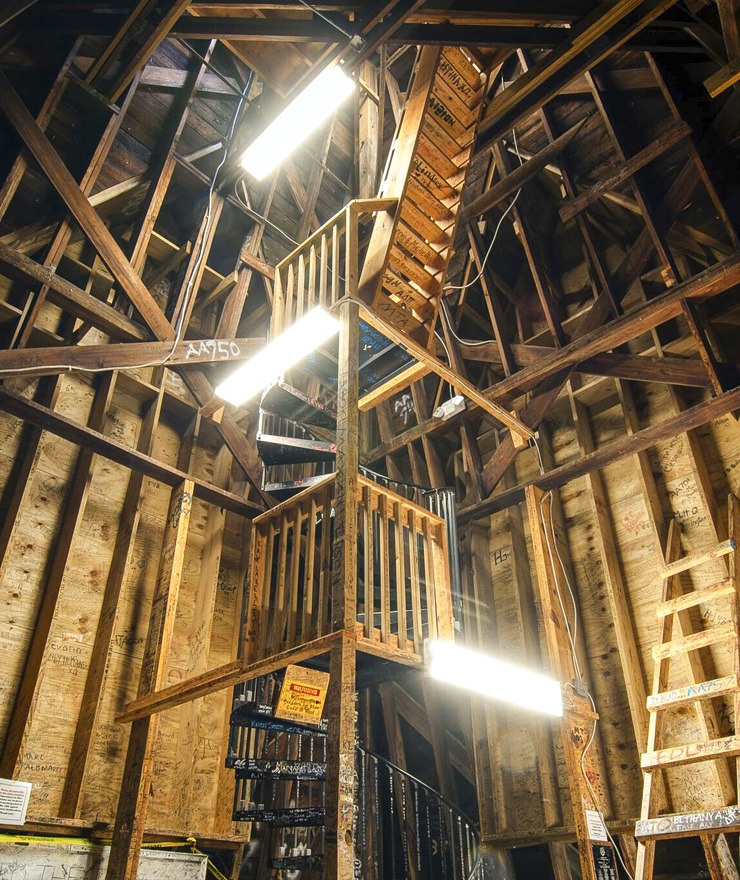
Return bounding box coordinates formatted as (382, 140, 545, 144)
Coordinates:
(358, 45, 485, 345)
(635, 494, 740, 880)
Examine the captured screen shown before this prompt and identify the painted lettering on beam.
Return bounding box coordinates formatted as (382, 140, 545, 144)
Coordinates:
(185, 339, 242, 360)
(636, 806, 740, 839)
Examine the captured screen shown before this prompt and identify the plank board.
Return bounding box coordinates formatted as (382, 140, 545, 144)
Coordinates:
(635, 806, 740, 839)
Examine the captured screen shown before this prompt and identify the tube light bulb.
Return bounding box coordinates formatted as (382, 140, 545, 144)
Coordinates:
(214, 306, 340, 406)
(241, 65, 356, 180)
(426, 640, 563, 717)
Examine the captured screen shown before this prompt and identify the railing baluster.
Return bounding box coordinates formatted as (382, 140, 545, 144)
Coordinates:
(317, 486, 333, 636)
(319, 232, 328, 308)
(287, 502, 303, 648)
(296, 252, 305, 321)
(393, 500, 407, 651)
(309, 242, 318, 311)
(303, 495, 318, 641)
(285, 262, 295, 328)
(422, 517, 437, 641)
(331, 222, 340, 305)
(408, 509, 423, 654)
(258, 522, 276, 660)
(378, 492, 390, 643)
(274, 511, 290, 649)
(362, 484, 374, 639)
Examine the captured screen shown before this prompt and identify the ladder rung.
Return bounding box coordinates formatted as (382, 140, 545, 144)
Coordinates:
(642, 734, 740, 769)
(647, 673, 738, 711)
(660, 538, 735, 579)
(636, 805, 740, 840)
(656, 579, 735, 616)
(652, 622, 735, 660)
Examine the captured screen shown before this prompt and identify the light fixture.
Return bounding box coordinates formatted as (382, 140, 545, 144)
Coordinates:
(214, 306, 340, 406)
(241, 65, 356, 180)
(426, 640, 563, 717)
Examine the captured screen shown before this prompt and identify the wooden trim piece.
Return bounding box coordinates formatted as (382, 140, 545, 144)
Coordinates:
(659, 539, 735, 579)
(647, 675, 738, 712)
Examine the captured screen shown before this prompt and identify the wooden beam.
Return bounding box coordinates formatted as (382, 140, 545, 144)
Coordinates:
(358, 302, 535, 439)
(704, 56, 740, 97)
(458, 384, 740, 523)
(0, 387, 262, 516)
(118, 631, 345, 723)
(485, 252, 740, 402)
(0, 240, 148, 341)
(478, 0, 680, 145)
(0, 337, 264, 378)
(0, 71, 173, 339)
(461, 116, 588, 223)
(106, 479, 193, 880)
(559, 120, 691, 223)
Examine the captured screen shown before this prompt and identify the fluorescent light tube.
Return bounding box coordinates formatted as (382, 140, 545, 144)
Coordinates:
(241, 65, 356, 180)
(214, 306, 340, 406)
(426, 640, 563, 717)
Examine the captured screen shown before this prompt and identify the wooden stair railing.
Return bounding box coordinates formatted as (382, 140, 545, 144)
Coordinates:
(243, 473, 454, 667)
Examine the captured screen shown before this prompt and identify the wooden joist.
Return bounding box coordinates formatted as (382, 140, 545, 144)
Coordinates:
(0, 387, 262, 516)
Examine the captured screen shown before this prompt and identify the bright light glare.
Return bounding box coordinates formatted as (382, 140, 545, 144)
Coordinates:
(241, 65, 356, 179)
(426, 640, 563, 717)
(214, 307, 340, 405)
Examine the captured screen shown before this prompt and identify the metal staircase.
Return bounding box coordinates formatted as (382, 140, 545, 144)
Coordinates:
(226, 673, 485, 879)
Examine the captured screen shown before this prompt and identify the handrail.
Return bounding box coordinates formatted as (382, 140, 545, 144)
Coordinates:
(275, 198, 397, 272)
(357, 743, 479, 834)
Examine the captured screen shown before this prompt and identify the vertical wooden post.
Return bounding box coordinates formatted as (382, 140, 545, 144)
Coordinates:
(325, 298, 359, 880)
(105, 480, 193, 880)
(526, 485, 616, 880)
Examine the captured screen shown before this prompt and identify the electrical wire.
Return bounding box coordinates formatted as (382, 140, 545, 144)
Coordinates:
(2, 69, 254, 379)
(530, 432, 635, 880)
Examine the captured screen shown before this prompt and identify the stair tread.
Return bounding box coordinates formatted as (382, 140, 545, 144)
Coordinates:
(261, 380, 336, 427)
(647, 673, 738, 711)
(257, 433, 336, 466)
(230, 757, 326, 780)
(437, 51, 483, 104)
(232, 806, 325, 826)
(269, 855, 324, 870)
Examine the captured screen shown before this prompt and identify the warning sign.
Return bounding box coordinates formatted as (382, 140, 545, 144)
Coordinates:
(274, 665, 330, 726)
(0, 778, 31, 825)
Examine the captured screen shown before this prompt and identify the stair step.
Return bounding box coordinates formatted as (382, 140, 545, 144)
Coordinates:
(261, 380, 336, 428)
(232, 807, 325, 826)
(437, 51, 483, 105)
(230, 706, 328, 735)
(382, 270, 435, 320)
(422, 113, 473, 161)
(412, 154, 457, 200)
(432, 75, 480, 127)
(417, 133, 462, 180)
(659, 538, 735, 579)
(400, 200, 450, 246)
(407, 175, 456, 224)
(427, 91, 475, 141)
(257, 433, 336, 466)
(641, 734, 740, 769)
(647, 673, 738, 711)
(231, 757, 326, 781)
(389, 248, 441, 296)
(652, 622, 735, 660)
(635, 806, 740, 840)
(395, 221, 446, 270)
(442, 47, 484, 91)
(656, 579, 735, 616)
(269, 855, 324, 871)
(264, 474, 334, 501)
